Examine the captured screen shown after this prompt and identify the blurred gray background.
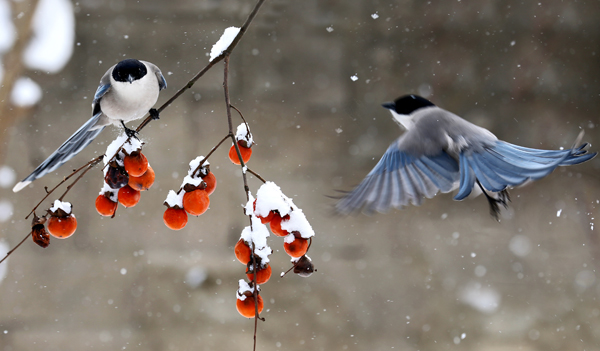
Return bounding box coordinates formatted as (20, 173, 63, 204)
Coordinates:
(1, 0, 600, 350)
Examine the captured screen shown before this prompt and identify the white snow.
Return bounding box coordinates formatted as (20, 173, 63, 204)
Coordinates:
(122, 137, 143, 155)
(0, 199, 13, 222)
(0, 165, 16, 188)
(185, 266, 207, 289)
(209, 26, 240, 62)
(23, 0, 75, 73)
(164, 190, 184, 208)
(556, 209, 562, 217)
(254, 181, 291, 217)
(236, 279, 256, 301)
(350, 75, 358, 81)
(0, 0, 15, 54)
(235, 123, 253, 145)
(0, 239, 8, 286)
(49, 199, 72, 214)
(280, 207, 315, 239)
(458, 281, 500, 314)
(508, 235, 531, 257)
(181, 174, 203, 188)
(99, 183, 118, 202)
(10, 77, 42, 107)
(254, 181, 315, 239)
(103, 133, 129, 166)
(371, 13, 379, 19)
(188, 156, 208, 176)
(240, 215, 271, 264)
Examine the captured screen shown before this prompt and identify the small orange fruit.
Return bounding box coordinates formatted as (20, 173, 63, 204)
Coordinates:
(246, 264, 272, 285)
(183, 189, 210, 216)
(284, 237, 309, 258)
(47, 214, 77, 239)
(123, 152, 149, 177)
(95, 194, 118, 217)
(202, 172, 217, 195)
(235, 239, 252, 264)
(128, 165, 155, 191)
(118, 185, 141, 208)
(236, 294, 264, 318)
(228, 141, 252, 165)
(269, 214, 290, 237)
(163, 207, 188, 230)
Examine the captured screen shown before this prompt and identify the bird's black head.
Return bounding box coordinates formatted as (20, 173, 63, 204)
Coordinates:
(382, 94, 435, 115)
(112, 59, 147, 84)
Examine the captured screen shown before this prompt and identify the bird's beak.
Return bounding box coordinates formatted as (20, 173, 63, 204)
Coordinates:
(381, 102, 395, 110)
(127, 74, 134, 83)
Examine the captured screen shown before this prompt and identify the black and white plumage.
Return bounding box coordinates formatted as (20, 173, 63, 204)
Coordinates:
(335, 95, 596, 218)
(13, 59, 167, 192)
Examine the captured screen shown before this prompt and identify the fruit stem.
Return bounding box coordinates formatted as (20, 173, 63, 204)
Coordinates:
(0, 231, 31, 265)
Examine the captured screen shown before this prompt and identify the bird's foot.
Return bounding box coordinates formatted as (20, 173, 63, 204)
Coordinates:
(121, 120, 139, 139)
(149, 108, 160, 120)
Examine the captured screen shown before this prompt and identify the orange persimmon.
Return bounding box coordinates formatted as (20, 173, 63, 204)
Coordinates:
(283, 237, 309, 258)
(128, 165, 155, 191)
(202, 172, 217, 195)
(269, 214, 290, 237)
(118, 185, 141, 208)
(95, 194, 118, 217)
(123, 152, 148, 177)
(235, 239, 252, 264)
(246, 264, 272, 285)
(183, 189, 210, 216)
(228, 142, 252, 165)
(163, 207, 188, 230)
(47, 214, 77, 239)
(236, 294, 264, 318)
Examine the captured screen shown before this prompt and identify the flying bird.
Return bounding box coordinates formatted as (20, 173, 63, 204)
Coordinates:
(335, 95, 596, 219)
(13, 59, 167, 192)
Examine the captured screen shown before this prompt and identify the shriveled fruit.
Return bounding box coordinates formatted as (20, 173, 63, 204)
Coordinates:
(235, 239, 252, 264)
(47, 214, 77, 239)
(269, 214, 290, 237)
(183, 189, 210, 216)
(124, 152, 148, 177)
(202, 172, 217, 195)
(95, 194, 118, 217)
(118, 185, 141, 208)
(105, 164, 129, 189)
(246, 264, 272, 285)
(236, 294, 264, 318)
(163, 207, 188, 230)
(284, 237, 309, 258)
(31, 223, 50, 248)
(293, 255, 315, 277)
(228, 142, 252, 165)
(128, 165, 155, 191)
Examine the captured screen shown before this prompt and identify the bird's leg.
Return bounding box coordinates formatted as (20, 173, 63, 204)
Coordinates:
(476, 180, 510, 221)
(120, 120, 139, 139)
(149, 108, 160, 120)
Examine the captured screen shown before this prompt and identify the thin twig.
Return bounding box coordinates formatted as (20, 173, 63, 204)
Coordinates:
(0, 232, 30, 265)
(246, 168, 267, 183)
(194, 133, 232, 175)
(58, 157, 102, 201)
(25, 156, 103, 220)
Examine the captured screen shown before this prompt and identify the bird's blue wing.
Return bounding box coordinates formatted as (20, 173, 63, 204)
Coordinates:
(156, 71, 167, 90)
(335, 143, 460, 215)
(454, 140, 597, 200)
(94, 83, 111, 103)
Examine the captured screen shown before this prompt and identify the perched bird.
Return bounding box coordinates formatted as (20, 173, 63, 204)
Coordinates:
(13, 59, 167, 192)
(335, 95, 596, 219)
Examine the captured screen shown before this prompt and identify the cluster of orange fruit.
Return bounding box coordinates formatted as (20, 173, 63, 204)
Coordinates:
(163, 157, 217, 230)
(95, 145, 155, 217)
(31, 200, 78, 248)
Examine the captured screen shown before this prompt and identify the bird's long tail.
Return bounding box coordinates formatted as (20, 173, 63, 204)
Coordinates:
(13, 113, 105, 192)
(454, 139, 597, 201)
